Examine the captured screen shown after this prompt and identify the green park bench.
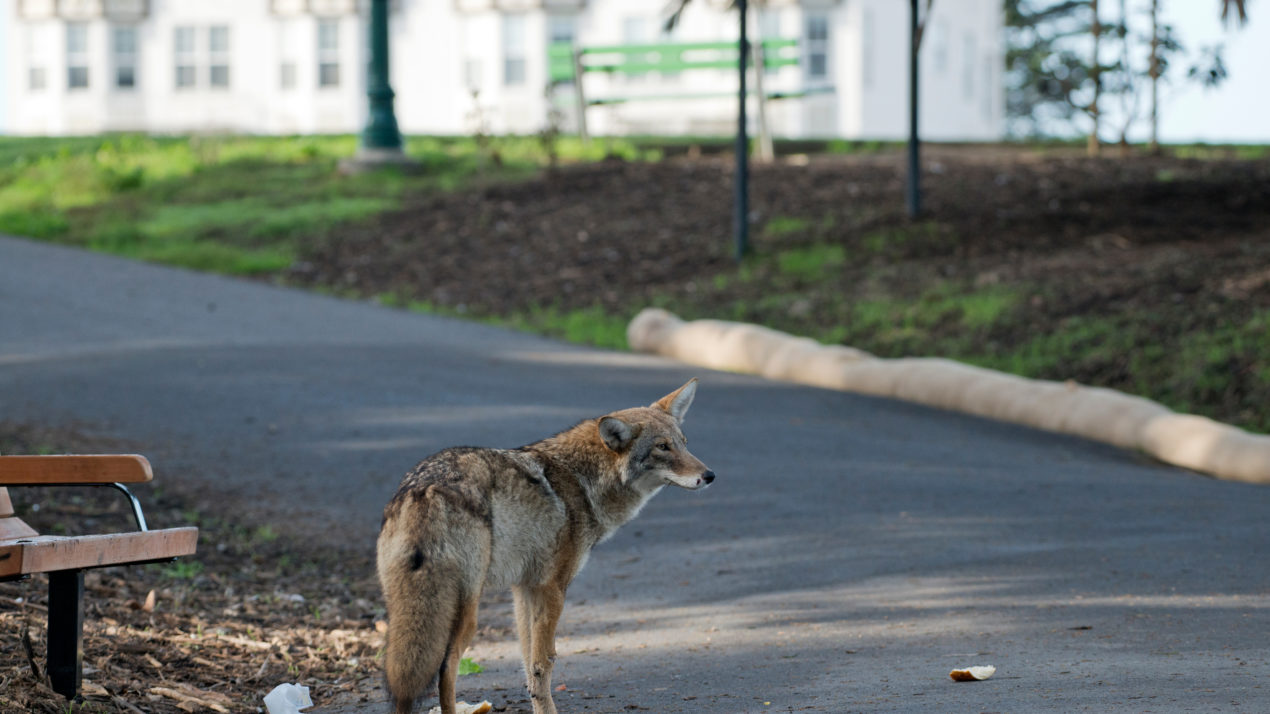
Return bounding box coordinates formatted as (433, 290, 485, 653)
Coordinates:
(0, 455, 199, 700)
(547, 38, 820, 139)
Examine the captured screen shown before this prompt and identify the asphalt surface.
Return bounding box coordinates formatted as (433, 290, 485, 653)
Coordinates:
(3, 235, 1268, 713)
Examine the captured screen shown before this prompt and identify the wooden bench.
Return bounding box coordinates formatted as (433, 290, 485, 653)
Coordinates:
(0, 455, 199, 700)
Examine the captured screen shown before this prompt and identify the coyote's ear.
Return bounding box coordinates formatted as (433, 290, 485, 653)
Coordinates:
(599, 416, 638, 453)
(653, 378, 698, 424)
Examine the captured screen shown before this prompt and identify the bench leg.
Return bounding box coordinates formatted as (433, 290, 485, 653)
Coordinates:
(47, 569, 84, 700)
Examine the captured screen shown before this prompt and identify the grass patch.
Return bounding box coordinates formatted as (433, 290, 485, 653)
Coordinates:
(504, 304, 631, 350)
(0, 134, 655, 277)
(776, 243, 846, 281)
(389, 298, 631, 351)
(763, 216, 813, 238)
(860, 221, 944, 256)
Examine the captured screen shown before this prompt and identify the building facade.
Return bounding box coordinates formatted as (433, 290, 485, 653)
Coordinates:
(2, 0, 1003, 140)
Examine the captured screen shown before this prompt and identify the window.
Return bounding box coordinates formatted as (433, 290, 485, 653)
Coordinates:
(113, 26, 137, 89)
(548, 15, 574, 46)
(547, 15, 576, 84)
(278, 18, 298, 90)
(26, 23, 53, 91)
(67, 23, 89, 89)
(962, 32, 976, 99)
(280, 61, 297, 89)
(806, 13, 829, 81)
(982, 56, 994, 120)
(503, 14, 526, 86)
(930, 21, 948, 75)
(464, 59, 483, 93)
(209, 25, 230, 88)
(862, 11, 875, 87)
(317, 19, 340, 88)
(174, 26, 196, 88)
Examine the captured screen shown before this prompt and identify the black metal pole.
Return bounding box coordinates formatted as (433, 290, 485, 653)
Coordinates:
(734, 0, 750, 260)
(361, 0, 403, 153)
(906, 0, 922, 218)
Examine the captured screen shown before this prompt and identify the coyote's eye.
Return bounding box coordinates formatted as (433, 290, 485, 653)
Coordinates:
(656, 442, 671, 451)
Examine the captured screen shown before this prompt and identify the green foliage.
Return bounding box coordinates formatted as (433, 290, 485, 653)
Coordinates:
(1004, 0, 1100, 137)
(459, 658, 484, 676)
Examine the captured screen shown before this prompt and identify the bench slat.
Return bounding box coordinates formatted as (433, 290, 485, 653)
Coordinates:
(0, 455, 154, 485)
(0, 527, 198, 578)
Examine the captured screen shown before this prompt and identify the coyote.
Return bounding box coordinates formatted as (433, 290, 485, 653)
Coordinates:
(377, 379, 715, 714)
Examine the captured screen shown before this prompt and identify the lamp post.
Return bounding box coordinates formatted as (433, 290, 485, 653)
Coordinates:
(906, 0, 922, 217)
(734, 0, 750, 261)
(344, 0, 415, 171)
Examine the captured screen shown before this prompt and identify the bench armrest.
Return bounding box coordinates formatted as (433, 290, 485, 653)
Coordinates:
(0, 455, 153, 485)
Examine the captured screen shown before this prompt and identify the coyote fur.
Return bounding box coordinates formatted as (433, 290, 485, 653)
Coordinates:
(377, 379, 715, 714)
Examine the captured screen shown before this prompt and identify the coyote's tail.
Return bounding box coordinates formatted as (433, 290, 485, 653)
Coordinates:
(378, 533, 462, 714)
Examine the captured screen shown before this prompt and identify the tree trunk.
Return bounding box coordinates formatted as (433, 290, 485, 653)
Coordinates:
(751, 14, 774, 163)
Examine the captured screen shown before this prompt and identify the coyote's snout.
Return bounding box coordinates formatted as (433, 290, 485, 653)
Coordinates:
(377, 380, 714, 714)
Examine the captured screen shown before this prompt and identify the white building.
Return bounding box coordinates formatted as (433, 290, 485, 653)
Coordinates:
(1, 0, 1003, 140)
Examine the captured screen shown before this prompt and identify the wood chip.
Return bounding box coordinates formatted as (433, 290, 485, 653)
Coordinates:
(150, 684, 233, 713)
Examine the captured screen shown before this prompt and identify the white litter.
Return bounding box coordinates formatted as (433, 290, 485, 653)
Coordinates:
(263, 683, 313, 713)
(949, 665, 996, 682)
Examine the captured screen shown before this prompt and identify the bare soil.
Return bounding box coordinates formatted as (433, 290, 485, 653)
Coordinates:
(289, 146, 1270, 431)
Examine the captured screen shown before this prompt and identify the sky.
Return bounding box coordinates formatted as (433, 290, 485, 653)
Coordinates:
(1148, 2, 1269, 143)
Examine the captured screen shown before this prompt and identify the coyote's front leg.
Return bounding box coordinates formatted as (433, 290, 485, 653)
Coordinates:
(514, 584, 565, 714)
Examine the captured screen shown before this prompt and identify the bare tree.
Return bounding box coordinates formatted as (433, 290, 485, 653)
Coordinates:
(1088, 0, 1103, 155)
(1221, 0, 1249, 25)
(914, 0, 936, 48)
(1113, 0, 1139, 155)
(1149, 0, 1162, 153)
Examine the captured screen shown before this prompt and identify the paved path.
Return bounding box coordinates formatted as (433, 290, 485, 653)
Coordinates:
(3, 235, 1268, 713)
